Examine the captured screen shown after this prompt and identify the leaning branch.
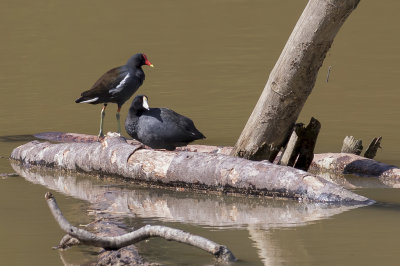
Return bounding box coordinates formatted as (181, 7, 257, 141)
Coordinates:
(45, 192, 236, 262)
(232, 0, 360, 161)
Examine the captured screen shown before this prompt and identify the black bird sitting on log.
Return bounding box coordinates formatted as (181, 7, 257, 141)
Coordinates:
(75, 53, 153, 137)
(125, 95, 206, 150)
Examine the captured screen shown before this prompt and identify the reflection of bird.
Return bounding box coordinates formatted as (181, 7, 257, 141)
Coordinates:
(75, 53, 153, 137)
(125, 95, 206, 150)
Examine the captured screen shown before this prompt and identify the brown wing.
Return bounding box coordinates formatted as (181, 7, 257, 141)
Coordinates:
(80, 66, 128, 99)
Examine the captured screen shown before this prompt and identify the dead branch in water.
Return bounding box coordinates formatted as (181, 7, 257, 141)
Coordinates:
(45, 192, 236, 262)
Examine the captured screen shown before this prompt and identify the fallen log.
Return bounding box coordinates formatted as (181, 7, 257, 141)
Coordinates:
(45, 192, 236, 262)
(31, 132, 400, 187)
(11, 133, 372, 204)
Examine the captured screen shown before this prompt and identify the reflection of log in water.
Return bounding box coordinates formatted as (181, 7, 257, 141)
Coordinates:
(45, 192, 235, 262)
(11, 163, 236, 264)
(11, 163, 367, 230)
(11, 135, 372, 204)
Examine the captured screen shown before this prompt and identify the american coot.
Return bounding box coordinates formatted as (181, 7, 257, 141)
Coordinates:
(125, 95, 206, 150)
(75, 53, 153, 137)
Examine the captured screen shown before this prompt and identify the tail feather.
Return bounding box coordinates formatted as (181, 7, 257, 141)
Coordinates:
(75, 96, 99, 104)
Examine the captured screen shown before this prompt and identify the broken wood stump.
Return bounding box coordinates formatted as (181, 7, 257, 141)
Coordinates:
(294, 117, 321, 171)
(341, 136, 363, 155)
(11, 133, 372, 204)
(364, 137, 382, 159)
(279, 123, 304, 167)
(280, 117, 321, 171)
(341, 136, 382, 160)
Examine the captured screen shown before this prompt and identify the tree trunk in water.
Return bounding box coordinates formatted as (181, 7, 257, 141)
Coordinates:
(231, 0, 360, 161)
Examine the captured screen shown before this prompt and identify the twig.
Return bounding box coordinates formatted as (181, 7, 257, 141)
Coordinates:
(45, 192, 236, 262)
(326, 65, 332, 82)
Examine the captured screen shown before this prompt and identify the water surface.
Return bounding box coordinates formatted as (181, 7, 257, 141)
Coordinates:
(1, 0, 400, 265)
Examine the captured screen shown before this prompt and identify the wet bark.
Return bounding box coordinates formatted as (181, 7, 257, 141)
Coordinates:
(231, 0, 360, 161)
(11, 134, 371, 204)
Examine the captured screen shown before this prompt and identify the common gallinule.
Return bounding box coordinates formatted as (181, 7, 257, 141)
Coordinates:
(75, 53, 153, 137)
(125, 95, 206, 150)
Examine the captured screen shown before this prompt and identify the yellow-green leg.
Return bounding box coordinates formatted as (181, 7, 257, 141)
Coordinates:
(98, 104, 107, 138)
(116, 106, 121, 134)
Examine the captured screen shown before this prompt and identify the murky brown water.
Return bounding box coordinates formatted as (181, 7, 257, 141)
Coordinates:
(1, 0, 400, 265)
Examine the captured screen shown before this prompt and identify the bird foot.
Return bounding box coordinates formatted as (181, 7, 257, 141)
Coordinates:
(106, 132, 122, 138)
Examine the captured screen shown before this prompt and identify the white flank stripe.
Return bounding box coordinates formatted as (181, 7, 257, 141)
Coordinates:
(116, 73, 130, 89)
(80, 97, 99, 103)
(109, 73, 130, 94)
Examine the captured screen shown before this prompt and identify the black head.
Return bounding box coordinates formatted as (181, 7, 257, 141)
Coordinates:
(130, 95, 150, 112)
(126, 53, 154, 68)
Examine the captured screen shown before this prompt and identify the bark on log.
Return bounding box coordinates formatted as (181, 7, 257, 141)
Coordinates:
(45, 192, 236, 262)
(231, 0, 360, 161)
(11, 134, 372, 204)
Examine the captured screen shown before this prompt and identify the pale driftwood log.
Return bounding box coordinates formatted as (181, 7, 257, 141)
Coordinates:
(364, 137, 382, 159)
(31, 132, 400, 186)
(45, 192, 236, 262)
(231, 0, 360, 161)
(341, 136, 363, 155)
(11, 133, 372, 204)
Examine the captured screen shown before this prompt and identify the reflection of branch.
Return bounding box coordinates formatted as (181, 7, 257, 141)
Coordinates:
(45, 192, 236, 262)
